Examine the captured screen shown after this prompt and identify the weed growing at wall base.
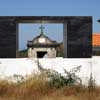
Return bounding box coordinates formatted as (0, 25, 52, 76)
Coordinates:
(0, 66, 99, 100)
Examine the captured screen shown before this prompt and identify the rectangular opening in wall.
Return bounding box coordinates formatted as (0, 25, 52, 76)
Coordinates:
(17, 23, 64, 58)
(37, 51, 47, 58)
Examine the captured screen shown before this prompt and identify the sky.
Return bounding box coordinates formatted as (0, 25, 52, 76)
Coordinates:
(0, 0, 100, 50)
(19, 24, 63, 50)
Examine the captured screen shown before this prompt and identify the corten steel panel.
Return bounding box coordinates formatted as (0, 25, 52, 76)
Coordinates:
(63, 23, 67, 57)
(0, 17, 16, 58)
(0, 16, 92, 58)
(67, 17, 92, 58)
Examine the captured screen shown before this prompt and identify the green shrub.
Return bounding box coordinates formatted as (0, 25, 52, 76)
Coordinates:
(39, 66, 82, 88)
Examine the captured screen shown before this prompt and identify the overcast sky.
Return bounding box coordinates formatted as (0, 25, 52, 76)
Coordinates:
(0, 0, 100, 50)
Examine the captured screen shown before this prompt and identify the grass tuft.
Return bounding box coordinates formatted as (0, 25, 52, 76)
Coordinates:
(0, 70, 99, 100)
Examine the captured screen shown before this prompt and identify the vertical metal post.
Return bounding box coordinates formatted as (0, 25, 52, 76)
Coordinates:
(63, 22, 67, 58)
(16, 23, 19, 57)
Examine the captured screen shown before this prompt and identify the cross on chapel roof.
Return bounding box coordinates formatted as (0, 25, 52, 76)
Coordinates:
(39, 24, 45, 35)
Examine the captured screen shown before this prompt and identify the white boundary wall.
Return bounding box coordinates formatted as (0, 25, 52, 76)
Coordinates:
(0, 56, 99, 85)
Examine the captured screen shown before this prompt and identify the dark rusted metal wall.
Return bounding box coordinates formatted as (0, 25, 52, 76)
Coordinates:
(0, 16, 92, 58)
(0, 17, 16, 58)
(67, 17, 92, 58)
